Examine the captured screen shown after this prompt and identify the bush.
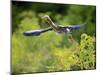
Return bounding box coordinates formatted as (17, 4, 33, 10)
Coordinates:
(78, 33, 96, 70)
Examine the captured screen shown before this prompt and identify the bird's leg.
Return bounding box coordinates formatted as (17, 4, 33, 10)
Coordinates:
(68, 34, 74, 43)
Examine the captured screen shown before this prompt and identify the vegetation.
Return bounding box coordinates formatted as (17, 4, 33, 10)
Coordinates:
(12, 1, 96, 74)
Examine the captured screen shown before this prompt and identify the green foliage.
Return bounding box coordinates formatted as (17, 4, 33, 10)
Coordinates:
(78, 33, 96, 70)
(12, 1, 96, 74)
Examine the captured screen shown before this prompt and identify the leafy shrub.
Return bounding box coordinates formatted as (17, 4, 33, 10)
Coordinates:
(78, 33, 96, 70)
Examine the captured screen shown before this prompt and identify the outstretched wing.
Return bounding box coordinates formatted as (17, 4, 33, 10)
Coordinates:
(23, 27, 53, 36)
(67, 25, 82, 31)
(63, 24, 85, 31)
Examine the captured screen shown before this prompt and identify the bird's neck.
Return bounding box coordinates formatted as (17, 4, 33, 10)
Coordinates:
(46, 17, 58, 30)
(46, 17, 54, 25)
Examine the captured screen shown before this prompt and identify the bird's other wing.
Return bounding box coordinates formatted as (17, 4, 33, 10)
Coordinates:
(64, 24, 85, 31)
(23, 27, 53, 36)
(67, 25, 82, 31)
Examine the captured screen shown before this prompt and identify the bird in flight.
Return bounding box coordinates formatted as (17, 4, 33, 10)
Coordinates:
(23, 15, 85, 36)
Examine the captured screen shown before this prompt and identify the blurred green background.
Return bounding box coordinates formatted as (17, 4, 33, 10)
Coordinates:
(12, 1, 96, 74)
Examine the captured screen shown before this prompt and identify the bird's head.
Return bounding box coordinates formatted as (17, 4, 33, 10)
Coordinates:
(42, 15, 52, 22)
(42, 15, 55, 26)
